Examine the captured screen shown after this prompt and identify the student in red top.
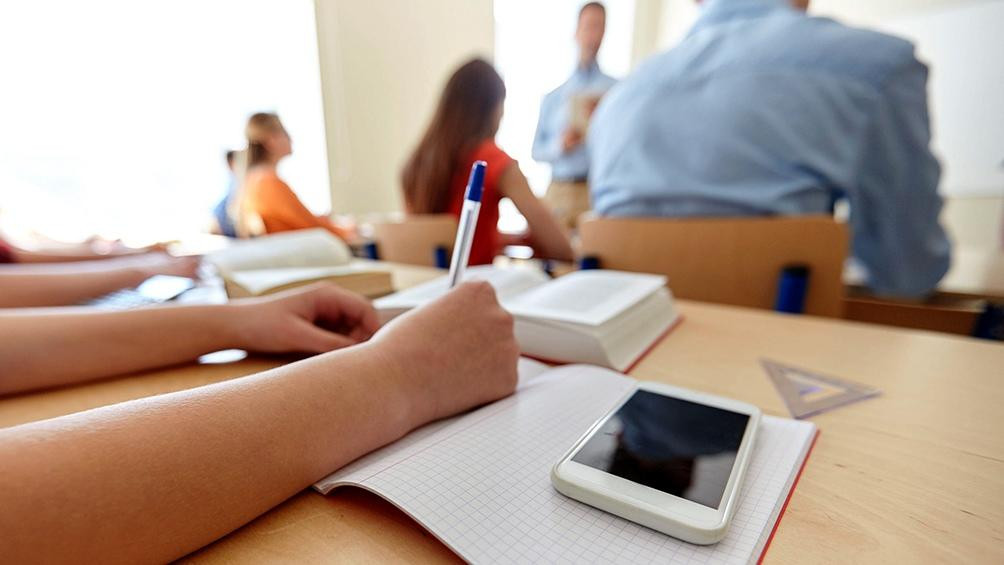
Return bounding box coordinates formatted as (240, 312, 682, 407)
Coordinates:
(402, 59, 572, 266)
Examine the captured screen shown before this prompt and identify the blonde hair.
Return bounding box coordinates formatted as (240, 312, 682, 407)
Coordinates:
(245, 112, 286, 168)
(233, 112, 285, 237)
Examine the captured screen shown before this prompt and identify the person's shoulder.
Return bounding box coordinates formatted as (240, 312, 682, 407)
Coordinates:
(541, 83, 564, 105)
(473, 139, 515, 165)
(797, 16, 923, 85)
(247, 167, 287, 188)
(542, 70, 580, 101)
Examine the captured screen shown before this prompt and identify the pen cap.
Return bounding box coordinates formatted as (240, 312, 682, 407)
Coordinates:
(465, 161, 487, 203)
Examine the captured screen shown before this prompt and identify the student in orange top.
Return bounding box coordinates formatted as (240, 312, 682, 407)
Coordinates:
(237, 113, 353, 241)
(401, 59, 573, 266)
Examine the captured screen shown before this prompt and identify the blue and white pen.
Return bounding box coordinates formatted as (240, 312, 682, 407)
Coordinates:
(447, 161, 487, 288)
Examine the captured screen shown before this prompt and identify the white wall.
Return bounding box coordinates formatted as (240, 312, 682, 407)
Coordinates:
(0, 0, 328, 243)
(810, 0, 973, 27)
(313, 0, 495, 216)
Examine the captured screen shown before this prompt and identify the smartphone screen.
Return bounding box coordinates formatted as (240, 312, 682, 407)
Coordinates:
(571, 390, 751, 509)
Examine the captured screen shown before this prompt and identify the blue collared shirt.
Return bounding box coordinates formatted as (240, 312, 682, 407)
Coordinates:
(588, 0, 951, 298)
(532, 61, 617, 181)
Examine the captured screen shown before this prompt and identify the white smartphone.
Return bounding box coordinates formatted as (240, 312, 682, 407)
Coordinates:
(551, 382, 761, 545)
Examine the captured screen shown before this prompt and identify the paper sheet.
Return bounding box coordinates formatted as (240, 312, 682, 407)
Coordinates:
(315, 365, 816, 564)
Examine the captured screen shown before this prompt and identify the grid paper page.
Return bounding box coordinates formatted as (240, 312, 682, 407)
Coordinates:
(315, 365, 816, 564)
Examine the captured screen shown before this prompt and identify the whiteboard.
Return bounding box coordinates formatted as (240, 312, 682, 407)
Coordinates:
(880, 1, 1004, 197)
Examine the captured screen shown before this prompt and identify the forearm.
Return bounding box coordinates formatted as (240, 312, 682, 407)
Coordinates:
(528, 226, 574, 261)
(0, 305, 238, 394)
(0, 264, 148, 307)
(14, 247, 121, 263)
(316, 215, 354, 242)
(0, 343, 418, 563)
(504, 172, 574, 261)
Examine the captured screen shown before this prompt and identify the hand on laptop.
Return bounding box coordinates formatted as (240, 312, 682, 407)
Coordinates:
(372, 281, 519, 426)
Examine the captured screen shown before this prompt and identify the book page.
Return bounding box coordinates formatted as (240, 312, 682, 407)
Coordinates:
(208, 228, 351, 273)
(315, 365, 816, 564)
(374, 265, 550, 311)
(504, 270, 667, 326)
(228, 263, 376, 294)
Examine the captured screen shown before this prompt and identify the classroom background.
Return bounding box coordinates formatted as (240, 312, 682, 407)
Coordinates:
(0, 0, 999, 246)
(2, 1, 1003, 563)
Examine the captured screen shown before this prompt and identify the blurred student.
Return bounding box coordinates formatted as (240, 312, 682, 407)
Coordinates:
(212, 149, 239, 237)
(402, 59, 573, 265)
(588, 0, 950, 298)
(0, 282, 518, 563)
(0, 252, 200, 307)
(238, 113, 353, 240)
(531, 1, 615, 230)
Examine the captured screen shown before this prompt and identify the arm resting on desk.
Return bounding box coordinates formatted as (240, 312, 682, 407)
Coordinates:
(10, 241, 165, 263)
(0, 283, 379, 395)
(0, 253, 200, 307)
(0, 282, 517, 564)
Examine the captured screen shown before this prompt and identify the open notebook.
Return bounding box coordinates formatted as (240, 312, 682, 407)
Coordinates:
(375, 267, 680, 371)
(206, 229, 393, 298)
(315, 361, 818, 564)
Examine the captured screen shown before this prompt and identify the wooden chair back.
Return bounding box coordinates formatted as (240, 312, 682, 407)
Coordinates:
(579, 215, 849, 317)
(372, 215, 458, 267)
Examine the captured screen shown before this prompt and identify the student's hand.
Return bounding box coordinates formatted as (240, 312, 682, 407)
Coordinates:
(370, 281, 519, 426)
(561, 128, 584, 153)
(229, 282, 381, 354)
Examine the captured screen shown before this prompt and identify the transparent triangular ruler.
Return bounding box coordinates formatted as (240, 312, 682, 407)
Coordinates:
(761, 358, 881, 419)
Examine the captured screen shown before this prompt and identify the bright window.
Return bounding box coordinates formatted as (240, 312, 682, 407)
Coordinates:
(494, 0, 636, 231)
(0, 0, 329, 244)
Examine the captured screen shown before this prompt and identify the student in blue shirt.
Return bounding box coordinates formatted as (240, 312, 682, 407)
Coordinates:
(532, 1, 617, 230)
(588, 0, 951, 298)
(212, 150, 239, 237)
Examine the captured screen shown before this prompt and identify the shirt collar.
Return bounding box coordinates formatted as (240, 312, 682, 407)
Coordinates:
(572, 60, 602, 81)
(689, 0, 795, 35)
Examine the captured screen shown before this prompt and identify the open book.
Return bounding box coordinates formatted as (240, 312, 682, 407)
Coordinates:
(375, 266, 680, 371)
(315, 360, 818, 564)
(206, 229, 393, 299)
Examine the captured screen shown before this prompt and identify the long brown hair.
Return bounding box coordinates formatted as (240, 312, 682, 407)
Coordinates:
(402, 59, 506, 213)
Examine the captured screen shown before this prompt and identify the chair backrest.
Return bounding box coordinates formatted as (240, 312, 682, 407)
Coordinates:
(372, 214, 458, 267)
(579, 215, 849, 317)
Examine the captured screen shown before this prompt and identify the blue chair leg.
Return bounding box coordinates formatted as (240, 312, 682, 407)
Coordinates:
(579, 255, 601, 270)
(363, 241, 380, 260)
(973, 303, 1004, 341)
(434, 246, 450, 269)
(775, 265, 810, 314)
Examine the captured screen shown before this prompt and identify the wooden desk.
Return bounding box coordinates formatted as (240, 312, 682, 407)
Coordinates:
(937, 246, 1004, 301)
(1, 266, 1002, 563)
(844, 247, 1004, 336)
